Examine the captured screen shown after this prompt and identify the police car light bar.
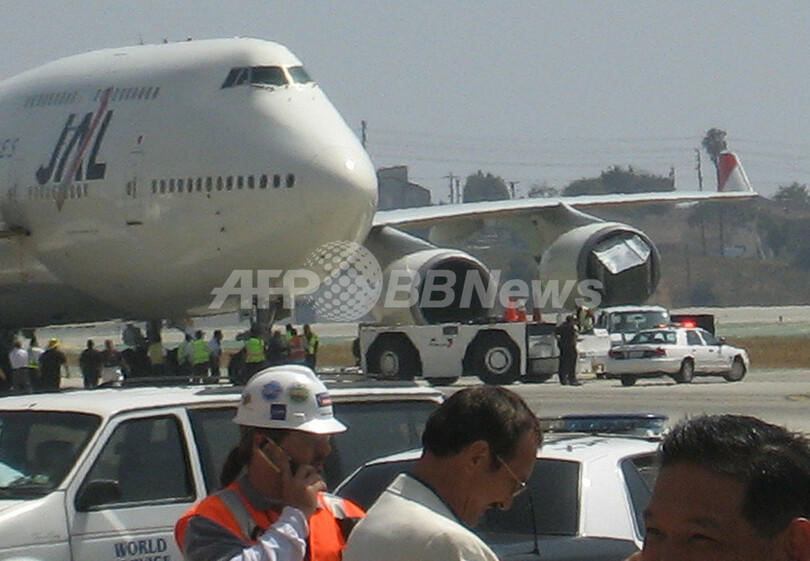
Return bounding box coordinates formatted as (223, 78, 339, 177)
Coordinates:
(540, 413, 669, 439)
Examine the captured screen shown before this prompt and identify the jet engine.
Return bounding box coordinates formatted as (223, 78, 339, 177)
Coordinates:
(538, 222, 660, 309)
(364, 227, 493, 325)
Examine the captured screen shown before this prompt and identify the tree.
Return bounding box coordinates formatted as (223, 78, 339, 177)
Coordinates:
(773, 182, 810, 206)
(562, 166, 675, 196)
(701, 127, 728, 166)
(462, 171, 510, 202)
(527, 183, 560, 198)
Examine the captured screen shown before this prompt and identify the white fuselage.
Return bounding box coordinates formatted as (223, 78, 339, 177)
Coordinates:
(0, 38, 378, 327)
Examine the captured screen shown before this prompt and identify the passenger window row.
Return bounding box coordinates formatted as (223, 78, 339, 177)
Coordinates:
(23, 91, 80, 108)
(26, 183, 89, 201)
(150, 173, 296, 195)
(93, 86, 160, 102)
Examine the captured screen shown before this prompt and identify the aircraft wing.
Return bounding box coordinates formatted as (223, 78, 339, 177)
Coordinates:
(373, 189, 757, 230)
(374, 151, 757, 231)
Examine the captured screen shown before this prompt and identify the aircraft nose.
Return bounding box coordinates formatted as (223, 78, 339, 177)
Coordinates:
(302, 144, 378, 245)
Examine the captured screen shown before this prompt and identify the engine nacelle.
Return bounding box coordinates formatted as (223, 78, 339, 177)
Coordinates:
(538, 222, 660, 309)
(365, 227, 493, 325)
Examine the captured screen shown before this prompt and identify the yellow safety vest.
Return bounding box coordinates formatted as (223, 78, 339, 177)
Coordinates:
(306, 334, 319, 355)
(245, 338, 265, 364)
(192, 339, 211, 365)
(148, 342, 165, 365)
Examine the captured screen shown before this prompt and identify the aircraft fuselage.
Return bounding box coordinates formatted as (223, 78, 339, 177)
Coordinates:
(0, 38, 378, 327)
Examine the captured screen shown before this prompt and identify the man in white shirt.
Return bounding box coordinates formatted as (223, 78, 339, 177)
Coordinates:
(344, 386, 542, 561)
(8, 339, 32, 394)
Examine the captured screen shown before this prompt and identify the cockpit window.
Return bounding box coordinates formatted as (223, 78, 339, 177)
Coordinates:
(287, 66, 313, 84)
(250, 66, 288, 87)
(221, 67, 250, 89)
(222, 66, 313, 89)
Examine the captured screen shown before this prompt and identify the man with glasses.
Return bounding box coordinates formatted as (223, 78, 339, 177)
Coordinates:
(175, 365, 364, 561)
(344, 386, 542, 561)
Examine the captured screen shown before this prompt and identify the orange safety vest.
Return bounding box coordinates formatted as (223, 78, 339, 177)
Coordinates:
(175, 481, 364, 561)
(288, 335, 307, 363)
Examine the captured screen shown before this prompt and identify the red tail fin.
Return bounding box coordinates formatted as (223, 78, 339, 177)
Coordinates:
(717, 152, 753, 192)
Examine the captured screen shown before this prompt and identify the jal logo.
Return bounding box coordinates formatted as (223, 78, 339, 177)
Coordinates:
(36, 89, 114, 187)
(36, 111, 113, 185)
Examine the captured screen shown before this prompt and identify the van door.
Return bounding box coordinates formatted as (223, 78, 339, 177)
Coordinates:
(66, 410, 197, 561)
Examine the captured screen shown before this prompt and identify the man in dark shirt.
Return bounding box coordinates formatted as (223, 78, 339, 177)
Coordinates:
(79, 339, 103, 388)
(39, 338, 69, 391)
(554, 315, 580, 386)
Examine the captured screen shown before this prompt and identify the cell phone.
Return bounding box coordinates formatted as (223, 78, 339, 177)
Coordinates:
(257, 438, 286, 473)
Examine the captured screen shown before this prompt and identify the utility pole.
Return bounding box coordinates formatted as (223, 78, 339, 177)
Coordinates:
(444, 173, 459, 204)
(696, 148, 707, 255)
(361, 120, 367, 149)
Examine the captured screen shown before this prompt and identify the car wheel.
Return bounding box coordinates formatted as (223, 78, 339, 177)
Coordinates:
(366, 335, 419, 381)
(676, 359, 694, 384)
(466, 331, 521, 385)
(723, 356, 747, 382)
(620, 374, 637, 387)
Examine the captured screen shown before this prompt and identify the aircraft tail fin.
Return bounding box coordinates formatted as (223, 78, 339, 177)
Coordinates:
(717, 152, 754, 192)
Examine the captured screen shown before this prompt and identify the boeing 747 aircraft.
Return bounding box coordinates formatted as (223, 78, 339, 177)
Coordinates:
(0, 38, 755, 331)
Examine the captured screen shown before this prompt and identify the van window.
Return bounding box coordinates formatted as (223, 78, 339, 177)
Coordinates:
(77, 415, 193, 509)
(187, 407, 240, 493)
(0, 411, 100, 497)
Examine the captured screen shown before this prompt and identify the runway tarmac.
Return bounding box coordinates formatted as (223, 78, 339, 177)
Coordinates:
(442, 367, 810, 434)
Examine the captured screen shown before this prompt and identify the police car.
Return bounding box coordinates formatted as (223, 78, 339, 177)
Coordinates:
(604, 326, 750, 386)
(0, 379, 443, 561)
(335, 414, 664, 560)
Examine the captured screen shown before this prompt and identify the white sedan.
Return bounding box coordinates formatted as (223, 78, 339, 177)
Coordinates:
(336, 414, 664, 560)
(604, 326, 749, 386)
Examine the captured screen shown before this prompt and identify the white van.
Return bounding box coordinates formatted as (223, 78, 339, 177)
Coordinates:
(0, 382, 442, 560)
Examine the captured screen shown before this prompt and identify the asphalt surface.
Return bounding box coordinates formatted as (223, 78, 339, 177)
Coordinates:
(442, 367, 810, 433)
(57, 366, 810, 433)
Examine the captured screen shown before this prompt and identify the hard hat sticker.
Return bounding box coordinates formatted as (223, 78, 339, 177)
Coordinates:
(288, 383, 310, 403)
(261, 381, 283, 401)
(316, 392, 332, 407)
(270, 403, 287, 420)
(241, 393, 252, 406)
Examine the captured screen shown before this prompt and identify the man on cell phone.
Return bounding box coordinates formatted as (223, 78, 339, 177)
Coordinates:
(175, 365, 365, 561)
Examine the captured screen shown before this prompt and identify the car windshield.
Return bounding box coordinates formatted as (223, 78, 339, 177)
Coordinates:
(609, 311, 669, 334)
(628, 331, 677, 345)
(337, 457, 581, 536)
(0, 411, 101, 498)
(324, 400, 436, 488)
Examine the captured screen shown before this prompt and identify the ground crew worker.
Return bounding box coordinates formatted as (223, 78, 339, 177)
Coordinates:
(287, 327, 306, 364)
(148, 335, 166, 376)
(191, 330, 212, 378)
(303, 324, 319, 369)
(209, 329, 224, 378)
(243, 328, 266, 382)
(175, 365, 365, 561)
(28, 337, 44, 390)
(9, 339, 32, 394)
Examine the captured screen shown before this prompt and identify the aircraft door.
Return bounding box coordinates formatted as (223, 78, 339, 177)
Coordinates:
(124, 149, 147, 225)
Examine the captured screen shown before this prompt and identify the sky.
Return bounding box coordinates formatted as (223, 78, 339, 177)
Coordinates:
(1, 1, 808, 201)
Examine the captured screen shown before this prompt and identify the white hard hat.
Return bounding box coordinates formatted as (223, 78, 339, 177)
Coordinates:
(234, 365, 346, 434)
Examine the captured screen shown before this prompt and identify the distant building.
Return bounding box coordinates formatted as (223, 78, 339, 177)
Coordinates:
(377, 166, 431, 210)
